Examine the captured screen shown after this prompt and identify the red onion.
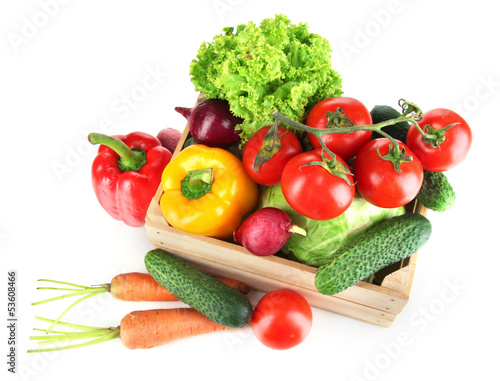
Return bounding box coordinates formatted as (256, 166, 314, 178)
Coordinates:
(175, 99, 242, 148)
(233, 207, 307, 256)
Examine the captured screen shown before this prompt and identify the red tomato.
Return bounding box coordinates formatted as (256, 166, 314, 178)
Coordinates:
(281, 149, 355, 220)
(306, 97, 373, 160)
(406, 108, 472, 172)
(242, 126, 303, 186)
(251, 289, 313, 350)
(353, 138, 423, 208)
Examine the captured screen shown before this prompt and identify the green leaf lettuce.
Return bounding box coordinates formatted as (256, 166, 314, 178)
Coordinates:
(190, 14, 343, 142)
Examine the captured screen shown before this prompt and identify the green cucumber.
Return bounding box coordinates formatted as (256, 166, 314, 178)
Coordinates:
(370, 105, 410, 143)
(417, 170, 456, 212)
(144, 249, 253, 328)
(315, 213, 431, 295)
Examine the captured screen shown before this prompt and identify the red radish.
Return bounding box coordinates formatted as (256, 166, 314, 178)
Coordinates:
(157, 127, 182, 154)
(175, 99, 242, 147)
(234, 207, 306, 256)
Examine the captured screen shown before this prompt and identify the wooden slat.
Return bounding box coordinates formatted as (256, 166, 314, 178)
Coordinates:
(145, 222, 398, 327)
(145, 216, 415, 323)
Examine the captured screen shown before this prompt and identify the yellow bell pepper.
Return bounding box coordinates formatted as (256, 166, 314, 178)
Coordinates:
(160, 144, 258, 239)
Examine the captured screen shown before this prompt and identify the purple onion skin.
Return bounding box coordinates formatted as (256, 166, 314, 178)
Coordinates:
(234, 207, 295, 257)
(175, 99, 242, 148)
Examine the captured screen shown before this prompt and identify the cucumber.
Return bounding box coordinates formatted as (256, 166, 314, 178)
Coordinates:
(315, 213, 431, 295)
(370, 105, 410, 143)
(144, 249, 253, 328)
(417, 170, 456, 212)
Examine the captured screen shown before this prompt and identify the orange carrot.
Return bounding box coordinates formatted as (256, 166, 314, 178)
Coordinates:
(32, 273, 249, 332)
(28, 308, 233, 352)
(120, 308, 232, 349)
(110, 272, 250, 301)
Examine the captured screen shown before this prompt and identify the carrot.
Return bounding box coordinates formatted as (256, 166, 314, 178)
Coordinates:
(28, 308, 233, 352)
(110, 272, 250, 301)
(32, 273, 249, 332)
(120, 308, 232, 349)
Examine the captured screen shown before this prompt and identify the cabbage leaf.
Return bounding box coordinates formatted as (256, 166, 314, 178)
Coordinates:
(258, 185, 405, 267)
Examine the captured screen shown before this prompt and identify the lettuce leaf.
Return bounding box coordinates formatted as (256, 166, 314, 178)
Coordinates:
(258, 185, 406, 267)
(190, 14, 343, 143)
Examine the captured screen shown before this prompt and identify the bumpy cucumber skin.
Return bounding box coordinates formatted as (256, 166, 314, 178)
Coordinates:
(370, 105, 410, 143)
(315, 213, 432, 295)
(417, 171, 456, 212)
(144, 249, 253, 328)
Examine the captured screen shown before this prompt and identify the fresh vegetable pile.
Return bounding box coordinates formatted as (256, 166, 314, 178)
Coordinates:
(29, 14, 472, 354)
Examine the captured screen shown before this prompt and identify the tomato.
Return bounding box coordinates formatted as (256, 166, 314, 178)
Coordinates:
(242, 126, 303, 186)
(251, 289, 313, 350)
(306, 97, 373, 160)
(353, 138, 424, 208)
(406, 108, 472, 172)
(281, 149, 355, 220)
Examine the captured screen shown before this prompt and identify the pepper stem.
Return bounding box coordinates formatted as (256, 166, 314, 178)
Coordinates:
(88, 133, 147, 172)
(180, 168, 214, 200)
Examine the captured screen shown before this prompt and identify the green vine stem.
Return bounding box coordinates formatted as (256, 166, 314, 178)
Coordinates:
(32, 279, 109, 333)
(28, 317, 120, 353)
(271, 99, 441, 172)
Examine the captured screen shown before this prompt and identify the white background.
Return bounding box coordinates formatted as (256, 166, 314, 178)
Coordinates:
(1, 1, 498, 380)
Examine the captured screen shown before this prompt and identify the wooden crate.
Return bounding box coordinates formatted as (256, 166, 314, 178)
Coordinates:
(145, 100, 428, 328)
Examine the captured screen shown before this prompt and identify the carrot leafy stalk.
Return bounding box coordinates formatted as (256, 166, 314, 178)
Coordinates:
(32, 274, 250, 333)
(28, 317, 120, 353)
(32, 280, 108, 333)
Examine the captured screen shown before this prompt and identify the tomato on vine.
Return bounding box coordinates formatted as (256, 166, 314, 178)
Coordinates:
(353, 138, 424, 208)
(242, 125, 302, 186)
(306, 97, 373, 160)
(281, 149, 355, 220)
(406, 108, 472, 172)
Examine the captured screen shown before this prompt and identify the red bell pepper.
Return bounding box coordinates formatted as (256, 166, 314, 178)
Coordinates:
(88, 131, 172, 227)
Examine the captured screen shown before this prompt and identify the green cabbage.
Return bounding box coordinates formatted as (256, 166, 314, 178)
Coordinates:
(258, 185, 405, 267)
(189, 14, 343, 143)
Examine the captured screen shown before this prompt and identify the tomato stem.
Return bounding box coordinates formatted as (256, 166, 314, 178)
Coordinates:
(271, 99, 431, 172)
(299, 150, 354, 186)
(253, 122, 286, 173)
